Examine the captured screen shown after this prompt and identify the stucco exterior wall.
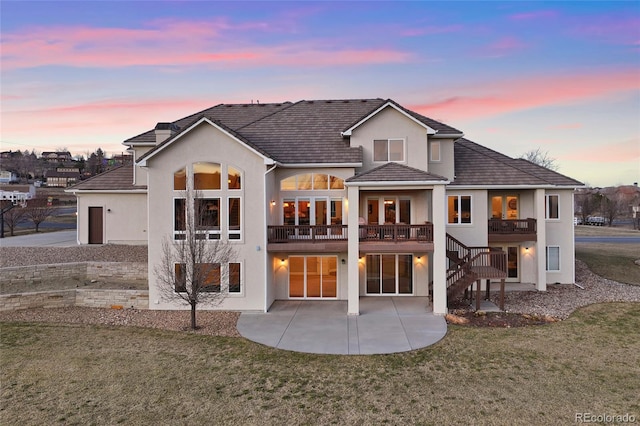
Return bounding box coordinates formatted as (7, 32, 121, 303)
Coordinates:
(545, 189, 576, 284)
(444, 189, 488, 246)
(349, 107, 430, 173)
(427, 139, 456, 181)
(145, 121, 267, 311)
(76, 192, 148, 244)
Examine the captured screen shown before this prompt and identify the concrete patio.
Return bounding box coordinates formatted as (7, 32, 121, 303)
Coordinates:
(237, 297, 447, 355)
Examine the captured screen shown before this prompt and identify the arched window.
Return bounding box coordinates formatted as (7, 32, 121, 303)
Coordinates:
(194, 162, 221, 190)
(228, 165, 241, 190)
(174, 167, 186, 190)
(280, 174, 344, 191)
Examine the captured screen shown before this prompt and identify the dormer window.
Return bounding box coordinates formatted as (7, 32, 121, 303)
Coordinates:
(374, 138, 404, 162)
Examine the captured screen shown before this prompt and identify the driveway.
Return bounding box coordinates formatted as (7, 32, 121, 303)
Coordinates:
(0, 230, 78, 247)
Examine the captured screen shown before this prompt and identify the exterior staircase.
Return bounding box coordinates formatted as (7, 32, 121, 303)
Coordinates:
(446, 233, 508, 310)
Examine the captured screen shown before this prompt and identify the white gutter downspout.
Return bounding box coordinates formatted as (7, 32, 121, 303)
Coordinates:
(263, 162, 277, 312)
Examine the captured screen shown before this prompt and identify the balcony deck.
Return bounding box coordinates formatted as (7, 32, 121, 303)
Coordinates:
(488, 218, 537, 243)
(267, 223, 434, 253)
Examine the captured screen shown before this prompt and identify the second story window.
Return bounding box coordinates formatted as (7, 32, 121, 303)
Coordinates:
(448, 195, 472, 224)
(430, 141, 441, 162)
(374, 138, 404, 162)
(546, 194, 559, 219)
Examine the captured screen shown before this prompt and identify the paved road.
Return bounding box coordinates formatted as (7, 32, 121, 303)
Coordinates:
(575, 236, 640, 244)
(0, 230, 78, 247)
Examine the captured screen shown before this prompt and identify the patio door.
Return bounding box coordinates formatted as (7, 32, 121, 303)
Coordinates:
(495, 245, 520, 281)
(491, 196, 518, 220)
(289, 256, 337, 298)
(365, 254, 413, 295)
(367, 198, 411, 224)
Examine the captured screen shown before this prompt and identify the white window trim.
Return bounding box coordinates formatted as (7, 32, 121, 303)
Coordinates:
(364, 253, 415, 296)
(287, 255, 339, 299)
(367, 196, 412, 224)
(430, 141, 441, 162)
(226, 164, 243, 191)
(280, 173, 346, 191)
(545, 194, 560, 220)
(546, 246, 561, 272)
(227, 196, 243, 242)
(194, 197, 222, 240)
(447, 194, 473, 225)
(227, 261, 244, 296)
(373, 138, 406, 163)
(173, 196, 186, 239)
(281, 196, 346, 226)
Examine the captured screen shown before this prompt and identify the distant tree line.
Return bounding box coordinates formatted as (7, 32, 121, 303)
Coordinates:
(0, 148, 131, 182)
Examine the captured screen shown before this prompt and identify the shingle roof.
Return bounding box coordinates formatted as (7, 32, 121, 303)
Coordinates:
(452, 139, 583, 187)
(347, 162, 448, 183)
(67, 165, 146, 191)
(237, 99, 388, 164)
(124, 102, 294, 145)
(127, 98, 464, 165)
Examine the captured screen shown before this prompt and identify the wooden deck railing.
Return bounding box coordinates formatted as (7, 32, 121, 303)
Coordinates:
(267, 223, 434, 243)
(359, 223, 433, 243)
(488, 218, 536, 234)
(267, 224, 348, 243)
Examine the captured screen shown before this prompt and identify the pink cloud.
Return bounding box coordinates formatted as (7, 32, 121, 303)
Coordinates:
(400, 25, 463, 37)
(476, 36, 529, 58)
(509, 10, 558, 21)
(547, 122, 583, 130)
(410, 69, 639, 121)
(569, 16, 639, 46)
(557, 138, 639, 163)
(1, 20, 411, 70)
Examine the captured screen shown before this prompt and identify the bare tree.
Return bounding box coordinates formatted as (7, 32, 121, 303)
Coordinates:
(600, 193, 624, 227)
(2, 206, 27, 236)
(575, 190, 598, 225)
(25, 196, 57, 232)
(519, 148, 559, 171)
(154, 189, 237, 330)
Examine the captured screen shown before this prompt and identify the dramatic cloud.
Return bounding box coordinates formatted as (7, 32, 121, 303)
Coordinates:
(1, 19, 412, 70)
(410, 69, 639, 121)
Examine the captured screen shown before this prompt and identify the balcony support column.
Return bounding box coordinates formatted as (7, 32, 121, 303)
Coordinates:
(432, 184, 447, 315)
(347, 185, 360, 315)
(534, 189, 547, 291)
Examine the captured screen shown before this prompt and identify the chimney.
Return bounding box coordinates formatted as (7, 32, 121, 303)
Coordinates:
(154, 122, 179, 144)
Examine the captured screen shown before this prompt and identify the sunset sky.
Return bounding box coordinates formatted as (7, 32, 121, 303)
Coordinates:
(1, 1, 638, 187)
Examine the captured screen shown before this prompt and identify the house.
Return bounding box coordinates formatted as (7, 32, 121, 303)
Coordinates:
(0, 170, 19, 184)
(0, 184, 35, 205)
(67, 99, 582, 315)
(41, 151, 73, 163)
(45, 167, 81, 187)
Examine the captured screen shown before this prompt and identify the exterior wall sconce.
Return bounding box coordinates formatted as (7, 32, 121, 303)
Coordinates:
(416, 256, 421, 261)
(341, 259, 346, 265)
(270, 200, 276, 206)
(280, 258, 285, 264)
(524, 246, 529, 252)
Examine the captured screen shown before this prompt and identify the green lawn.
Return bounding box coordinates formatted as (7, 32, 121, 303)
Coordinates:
(574, 225, 640, 286)
(2, 302, 639, 425)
